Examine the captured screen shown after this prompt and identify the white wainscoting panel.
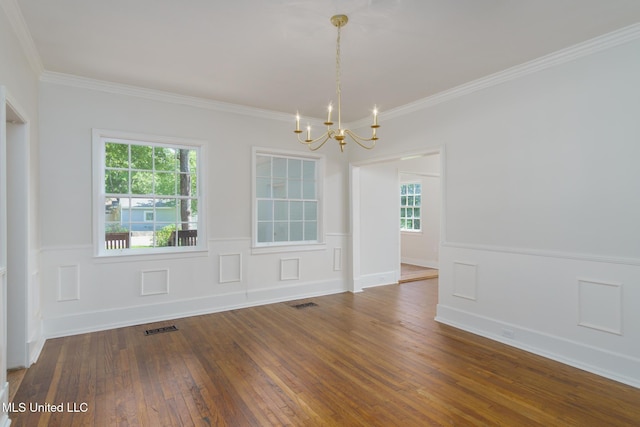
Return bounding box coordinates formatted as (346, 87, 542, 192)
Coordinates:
(219, 253, 242, 283)
(453, 261, 477, 301)
(58, 265, 79, 301)
(333, 247, 343, 271)
(578, 278, 623, 335)
(280, 258, 300, 281)
(141, 269, 169, 296)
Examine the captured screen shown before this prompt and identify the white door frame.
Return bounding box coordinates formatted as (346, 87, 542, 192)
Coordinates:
(349, 148, 444, 293)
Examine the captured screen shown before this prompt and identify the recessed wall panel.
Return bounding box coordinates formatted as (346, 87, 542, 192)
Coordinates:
(219, 253, 242, 283)
(578, 279, 622, 335)
(281, 258, 300, 281)
(453, 261, 477, 301)
(141, 269, 169, 296)
(58, 265, 79, 301)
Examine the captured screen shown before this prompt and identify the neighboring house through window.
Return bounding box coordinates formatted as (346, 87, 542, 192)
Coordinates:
(400, 182, 421, 232)
(93, 129, 204, 255)
(253, 148, 324, 250)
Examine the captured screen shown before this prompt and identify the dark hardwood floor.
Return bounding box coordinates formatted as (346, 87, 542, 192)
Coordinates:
(10, 279, 640, 426)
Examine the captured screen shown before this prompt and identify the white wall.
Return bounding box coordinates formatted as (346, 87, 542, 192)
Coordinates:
(355, 161, 400, 289)
(37, 78, 350, 337)
(0, 1, 42, 423)
(400, 154, 440, 268)
(349, 34, 640, 387)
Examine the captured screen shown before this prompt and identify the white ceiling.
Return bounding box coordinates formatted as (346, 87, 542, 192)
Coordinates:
(15, 0, 640, 122)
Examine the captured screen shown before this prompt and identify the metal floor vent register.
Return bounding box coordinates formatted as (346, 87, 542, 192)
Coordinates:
(144, 325, 178, 336)
(292, 302, 318, 309)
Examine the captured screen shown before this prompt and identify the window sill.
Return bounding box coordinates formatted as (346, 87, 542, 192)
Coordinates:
(94, 246, 209, 263)
(251, 242, 326, 255)
(401, 230, 423, 235)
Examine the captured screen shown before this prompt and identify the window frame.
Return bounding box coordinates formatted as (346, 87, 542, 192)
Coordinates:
(251, 147, 325, 253)
(400, 181, 422, 233)
(92, 129, 207, 257)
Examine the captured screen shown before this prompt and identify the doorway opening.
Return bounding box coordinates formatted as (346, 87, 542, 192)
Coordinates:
(350, 148, 443, 293)
(4, 97, 30, 402)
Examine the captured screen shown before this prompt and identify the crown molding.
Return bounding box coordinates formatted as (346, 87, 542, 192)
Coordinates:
(39, 71, 298, 123)
(0, 0, 43, 75)
(374, 23, 640, 123)
(36, 22, 640, 127)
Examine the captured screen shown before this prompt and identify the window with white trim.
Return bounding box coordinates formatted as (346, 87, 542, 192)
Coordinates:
(253, 149, 323, 247)
(400, 182, 421, 231)
(94, 130, 203, 255)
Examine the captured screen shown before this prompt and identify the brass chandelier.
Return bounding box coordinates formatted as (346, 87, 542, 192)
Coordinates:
(294, 14, 379, 152)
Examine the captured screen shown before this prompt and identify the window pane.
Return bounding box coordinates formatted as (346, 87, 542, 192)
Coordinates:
(274, 222, 289, 242)
(288, 159, 302, 179)
(155, 172, 177, 195)
(273, 178, 287, 198)
(257, 222, 273, 243)
(406, 219, 413, 229)
(273, 157, 287, 178)
(407, 196, 414, 206)
(400, 184, 407, 195)
(407, 208, 413, 218)
(407, 183, 414, 194)
(304, 201, 317, 221)
(105, 170, 129, 193)
(303, 180, 315, 199)
(400, 208, 406, 218)
(288, 180, 302, 199)
(414, 219, 421, 230)
(274, 201, 288, 220)
(130, 145, 153, 170)
(290, 221, 303, 241)
(303, 160, 315, 180)
(415, 183, 422, 194)
(401, 196, 407, 206)
(156, 198, 178, 223)
(131, 171, 153, 194)
(154, 223, 175, 247)
(257, 200, 273, 221)
(105, 143, 129, 168)
(256, 177, 271, 198)
(154, 147, 177, 171)
(290, 201, 303, 220)
(256, 155, 271, 177)
(415, 195, 421, 206)
(304, 221, 317, 241)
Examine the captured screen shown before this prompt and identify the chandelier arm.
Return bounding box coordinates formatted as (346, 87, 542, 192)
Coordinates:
(344, 129, 377, 150)
(296, 132, 332, 151)
(306, 134, 332, 151)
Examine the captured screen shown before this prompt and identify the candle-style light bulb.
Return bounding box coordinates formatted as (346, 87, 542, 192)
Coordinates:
(327, 104, 333, 123)
(373, 106, 378, 126)
(306, 125, 311, 141)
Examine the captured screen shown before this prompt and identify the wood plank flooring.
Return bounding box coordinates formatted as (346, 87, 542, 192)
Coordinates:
(399, 263, 439, 283)
(10, 280, 640, 426)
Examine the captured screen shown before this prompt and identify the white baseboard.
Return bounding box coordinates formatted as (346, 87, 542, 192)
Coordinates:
(354, 270, 399, 291)
(43, 279, 346, 338)
(28, 335, 46, 366)
(436, 304, 640, 389)
(401, 257, 439, 269)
